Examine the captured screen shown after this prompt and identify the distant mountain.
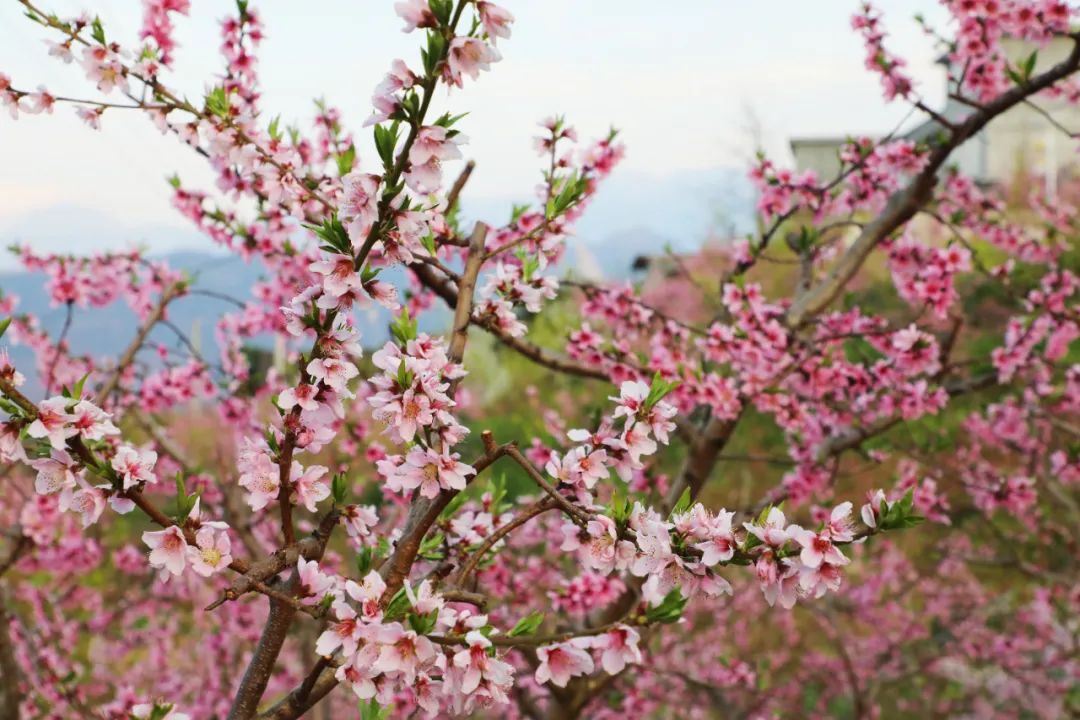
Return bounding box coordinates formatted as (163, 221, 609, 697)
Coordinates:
(0, 251, 444, 395)
(0, 166, 755, 391)
(461, 166, 755, 260)
(0, 203, 212, 270)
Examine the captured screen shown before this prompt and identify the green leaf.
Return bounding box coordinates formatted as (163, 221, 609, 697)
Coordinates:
(609, 486, 630, 524)
(356, 546, 374, 576)
(335, 143, 357, 177)
(383, 586, 411, 620)
(1022, 50, 1037, 81)
(408, 608, 439, 634)
(148, 704, 175, 720)
(669, 487, 692, 518)
(418, 532, 444, 560)
(434, 111, 469, 129)
(90, 15, 106, 45)
(373, 121, 401, 172)
(439, 491, 468, 520)
(303, 215, 351, 255)
(331, 473, 349, 505)
(0, 317, 11, 341)
(422, 31, 447, 76)
(644, 371, 679, 410)
(645, 588, 688, 624)
(359, 699, 392, 720)
(268, 115, 282, 142)
(205, 86, 231, 118)
(429, 0, 453, 25)
(71, 372, 90, 400)
(508, 610, 545, 637)
(390, 307, 418, 345)
(175, 472, 188, 503)
(488, 473, 507, 513)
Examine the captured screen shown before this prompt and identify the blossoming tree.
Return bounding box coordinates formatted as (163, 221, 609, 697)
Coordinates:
(0, 0, 1077, 718)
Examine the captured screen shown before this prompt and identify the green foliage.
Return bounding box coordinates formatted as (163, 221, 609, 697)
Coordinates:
(390, 307, 419, 345)
(508, 610, 545, 637)
(669, 487, 692, 518)
(335, 143, 357, 177)
(374, 121, 401, 172)
(878, 488, 924, 530)
(304, 215, 352, 256)
(90, 15, 106, 44)
(418, 532, 445, 561)
(174, 473, 199, 523)
(645, 588, 688, 624)
(421, 31, 447, 76)
(355, 545, 376, 576)
(205, 86, 232, 118)
(546, 172, 588, 218)
(1006, 50, 1038, 85)
(644, 371, 679, 410)
(408, 608, 440, 635)
(359, 699, 393, 720)
(331, 472, 349, 505)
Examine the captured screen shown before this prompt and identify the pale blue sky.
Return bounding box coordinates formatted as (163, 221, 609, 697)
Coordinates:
(0, 1, 951, 262)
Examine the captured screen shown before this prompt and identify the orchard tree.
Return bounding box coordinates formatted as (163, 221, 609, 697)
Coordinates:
(0, 0, 1077, 718)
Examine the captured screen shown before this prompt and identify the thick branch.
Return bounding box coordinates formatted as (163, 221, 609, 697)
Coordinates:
(225, 511, 339, 719)
(786, 37, 1080, 327)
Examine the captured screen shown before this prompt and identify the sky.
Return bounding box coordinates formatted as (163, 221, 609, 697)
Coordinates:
(0, 0, 952, 266)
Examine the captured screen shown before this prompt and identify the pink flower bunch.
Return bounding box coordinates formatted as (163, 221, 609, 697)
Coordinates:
(139, 0, 190, 67)
(888, 234, 972, 318)
(367, 333, 466, 446)
(852, 3, 914, 101)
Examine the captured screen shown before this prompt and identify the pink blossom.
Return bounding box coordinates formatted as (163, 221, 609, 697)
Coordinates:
(611, 380, 649, 420)
(0, 420, 26, 463)
(405, 579, 445, 615)
(342, 504, 379, 542)
(339, 172, 381, 245)
(387, 446, 475, 498)
(310, 257, 362, 299)
(143, 525, 188, 576)
(744, 506, 791, 547)
(477, 2, 514, 43)
(445, 37, 500, 87)
(31, 450, 77, 495)
(860, 489, 887, 528)
(62, 481, 109, 527)
(694, 508, 737, 565)
(277, 383, 320, 413)
(593, 625, 642, 674)
(789, 525, 850, 569)
(297, 557, 334, 605)
(372, 623, 436, 684)
(307, 356, 359, 393)
(534, 639, 594, 687)
(238, 445, 280, 511)
(110, 445, 158, 489)
(394, 0, 437, 32)
(292, 464, 330, 511)
(27, 396, 76, 450)
(187, 525, 232, 576)
(345, 570, 387, 620)
(370, 385, 434, 443)
(316, 600, 364, 657)
(452, 630, 514, 695)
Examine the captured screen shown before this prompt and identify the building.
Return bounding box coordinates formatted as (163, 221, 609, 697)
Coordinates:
(791, 36, 1080, 192)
